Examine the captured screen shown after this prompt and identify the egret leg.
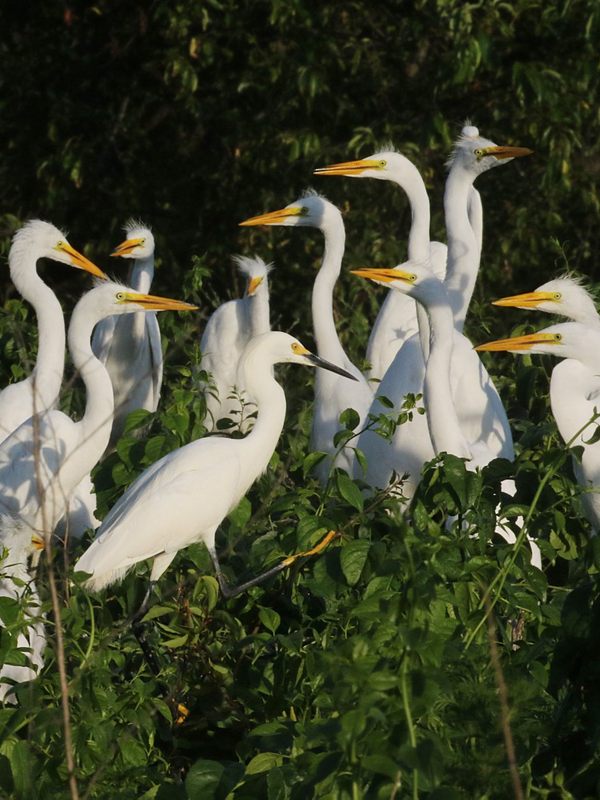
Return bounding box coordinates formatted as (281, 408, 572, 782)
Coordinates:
(208, 530, 338, 599)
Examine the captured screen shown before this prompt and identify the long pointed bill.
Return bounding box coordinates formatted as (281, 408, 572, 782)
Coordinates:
(56, 242, 108, 279)
(112, 237, 144, 257)
(480, 145, 533, 161)
(475, 332, 559, 352)
(122, 292, 198, 312)
(239, 207, 302, 226)
(351, 267, 416, 286)
(305, 353, 359, 381)
(314, 159, 382, 177)
(492, 291, 557, 309)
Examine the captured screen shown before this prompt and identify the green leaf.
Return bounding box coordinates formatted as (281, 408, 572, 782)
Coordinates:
(339, 407, 360, 430)
(340, 540, 370, 586)
(336, 472, 364, 511)
(245, 752, 283, 775)
(362, 754, 400, 780)
(123, 407, 153, 433)
(258, 607, 281, 634)
(185, 758, 224, 799)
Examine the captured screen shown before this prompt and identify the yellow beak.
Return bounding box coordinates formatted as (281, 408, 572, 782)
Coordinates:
(56, 242, 108, 279)
(246, 276, 264, 296)
(475, 332, 559, 352)
(31, 534, 45, 551)
(111, 237, 145, 257)
(121, 292, 198, 312)
(239, 207, 303, 226)
(492, 290, 557, 308)
(314, 158, 382, 176)
(481, 145, 534, 160)
(351, 267, 415, 284)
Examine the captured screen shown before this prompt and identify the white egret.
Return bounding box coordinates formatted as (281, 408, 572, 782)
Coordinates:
(200, 255, 271, 432)
(350, 127, 530, 493)
(0, 220, 107, 443)
(443, 124, 532, 332)
(74, 332, 355, 598)
(492, 276, 600, 328)
(91, 221, 163, 447)
(314, 150, 487, 381)
(352, 262, 514, 497)
(239, 193, 373, 481)
(353, 265, 540, 565)
(0, 534, 45, 703)
(314, 150, 446, 381)
(477, 323, 600, 530)
(0, 283, 197, 549)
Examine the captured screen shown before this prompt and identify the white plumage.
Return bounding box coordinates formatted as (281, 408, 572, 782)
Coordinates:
(200, 255, 271, 432)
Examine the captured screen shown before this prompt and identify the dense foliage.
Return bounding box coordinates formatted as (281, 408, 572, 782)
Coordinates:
(1, 1, 600, 797)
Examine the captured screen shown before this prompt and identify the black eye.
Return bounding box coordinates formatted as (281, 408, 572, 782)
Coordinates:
(57, 240, 64, 247)
(116, 292, 125, 301)
(554, 333, 562, 342)
(299, 207, 309, 216)
(474, 148, 483, 159)
(553, 292, 562, 300)
(379, 159, 387, 168)
(139, 239, 145, 246)
(409, 274, 417, 282)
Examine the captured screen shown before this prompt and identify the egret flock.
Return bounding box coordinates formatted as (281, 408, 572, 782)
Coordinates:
(0, 123, 597, 702)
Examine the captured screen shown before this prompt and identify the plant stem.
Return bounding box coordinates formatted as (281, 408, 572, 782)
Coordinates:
(484, 593, 524, 800)
(400, 657, 419, 800)
(31, 384, 79, 800)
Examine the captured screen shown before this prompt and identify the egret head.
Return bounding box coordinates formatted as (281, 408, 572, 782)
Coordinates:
(475, 322, 589, 359)
(239, 191, 337, 231)
(351, 262, 446, 307)
(10, 219, 107, 278)
(314, 148, 420, 184)
(447, 124, 532, 177)
(111, 220, 155, 259)
(233, 255, 273, 297)
(492, 276, 599, 325)
(246, 332, 357, 380)
(80, 280, 197, 326)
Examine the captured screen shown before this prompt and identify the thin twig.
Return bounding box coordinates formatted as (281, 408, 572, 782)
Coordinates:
(31, 378, 79, 800)
(483, 592, 523, 800)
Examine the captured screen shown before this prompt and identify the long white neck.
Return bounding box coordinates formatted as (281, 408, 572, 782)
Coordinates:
(417, 280, 471, 459)
(249, 279, 271, 336)
(61, 299, 116, 489)
(391, 162, 432, 264)
(9, 248, 65, 412)
(312, 211, 349, 365)
(126, 256, 155, 340)
(443, 166, 479, 333)
(236, 345, 287, 483)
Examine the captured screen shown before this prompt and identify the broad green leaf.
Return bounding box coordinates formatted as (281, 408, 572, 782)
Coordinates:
(258, 607, 281, 634)
(340, 540, 370, 586)
(336, 472, 364, 511)
(245, 752, 283, 775)
(185, 759, 224, 799)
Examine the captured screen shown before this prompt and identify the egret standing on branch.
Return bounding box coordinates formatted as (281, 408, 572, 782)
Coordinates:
(74, 332, 355, 601)
(240, 193, 373, 482)
(92, 221, 163, 447)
